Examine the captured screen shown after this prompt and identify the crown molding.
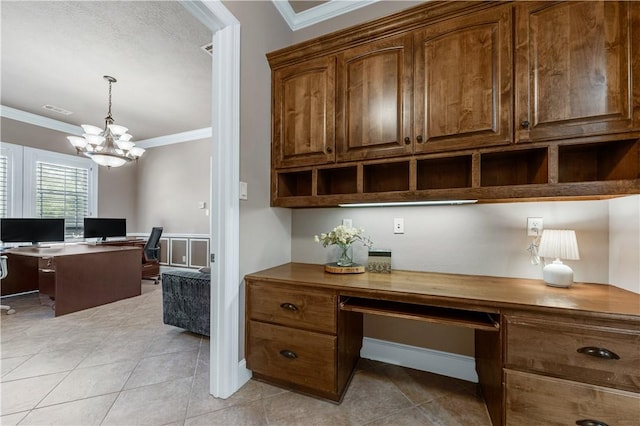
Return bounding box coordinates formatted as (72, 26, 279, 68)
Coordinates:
(134, 127, 212, 148)
(273, 0, 380, 31)
(1, 104, 211, 148)
(1, 105, 82, 135)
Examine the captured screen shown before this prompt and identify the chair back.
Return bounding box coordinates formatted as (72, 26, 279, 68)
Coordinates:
(144, 227, 163, 260)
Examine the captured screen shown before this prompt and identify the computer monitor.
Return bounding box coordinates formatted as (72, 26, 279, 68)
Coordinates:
(0, 218, 65, 246)
(83, 218, 127, 241)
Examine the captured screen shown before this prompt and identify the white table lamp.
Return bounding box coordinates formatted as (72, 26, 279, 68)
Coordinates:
(537, 229, 580, 288)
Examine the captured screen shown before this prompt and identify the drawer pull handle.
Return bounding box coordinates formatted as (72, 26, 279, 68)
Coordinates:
(576, 420, 609, 426)
(577, 346, 620, 360)
(279, 302, 298, 312)
(279, 349, 297, 359)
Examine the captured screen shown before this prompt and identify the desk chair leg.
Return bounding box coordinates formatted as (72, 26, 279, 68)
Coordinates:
(1, 304, 15, 315)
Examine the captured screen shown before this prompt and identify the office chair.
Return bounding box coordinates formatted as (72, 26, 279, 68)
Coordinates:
(1, 256, 16, 314)
(142, 227, 163, 284)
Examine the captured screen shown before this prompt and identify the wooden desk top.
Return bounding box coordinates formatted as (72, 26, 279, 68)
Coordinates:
(245, 263, 640, 319)
(7, 244, 140, 257)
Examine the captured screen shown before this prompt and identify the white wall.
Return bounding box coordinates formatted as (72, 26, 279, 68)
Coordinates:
(292, 200, 610, 282)
(609, 195, 640, 293)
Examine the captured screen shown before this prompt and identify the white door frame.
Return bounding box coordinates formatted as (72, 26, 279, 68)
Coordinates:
(181, 0, 243, 398)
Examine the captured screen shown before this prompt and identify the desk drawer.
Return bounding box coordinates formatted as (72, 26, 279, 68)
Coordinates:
(247, 320, 336, 394)
(247, 281, 336, 333)
(505, 370, 640, 426)
(505, 315, 640, 392)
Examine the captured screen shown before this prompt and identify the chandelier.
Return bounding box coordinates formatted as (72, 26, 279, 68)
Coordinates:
(67, 75, 145, 168)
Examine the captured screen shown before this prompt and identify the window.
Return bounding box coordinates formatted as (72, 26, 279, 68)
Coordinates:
(2, 145, 99, 239)
(35, 161, 90, 238)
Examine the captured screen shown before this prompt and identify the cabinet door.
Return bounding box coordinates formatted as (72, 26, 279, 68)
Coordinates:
(414, 4, 513, 153)
(273, 56, 335, 168)
(336, 34, 413, 162)
(515, 1, 638, 143)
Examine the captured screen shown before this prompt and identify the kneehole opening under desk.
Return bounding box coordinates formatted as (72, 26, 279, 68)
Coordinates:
(340, 297, 500, 331)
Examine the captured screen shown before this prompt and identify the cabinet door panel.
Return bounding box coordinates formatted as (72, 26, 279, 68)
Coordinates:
(414, 5, 512, 153)
(515, 1, 638, 142)
(273, 57, 335, 168)
(337, 34, 413, 161)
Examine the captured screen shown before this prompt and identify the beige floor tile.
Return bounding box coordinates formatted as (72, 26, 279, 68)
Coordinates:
(364, 406, 432, 426)
(187, 375, 286, 419)
(102, 376, 192, 425)
(38, 360, 137, 406)
(263, 391, 353, 426)
(417, 387, 491, 426)
(144, 328, 203, 357)
(1, 347, 92, 381)
(0, 336, 50, 360)
(1, 355, 30, 377)
(0, 410, 28, 426)
(124, 349, 198, 390)
(18, 393, 118, 425)
(0, 372, 67, 415)
(185, 400, 267, 426)
(338, 368, 414, 425)
(77, 337, 152, 369)
(380, 363, 472, 404)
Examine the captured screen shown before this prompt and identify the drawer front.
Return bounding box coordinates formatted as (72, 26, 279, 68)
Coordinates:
(248, 281, 337, 333)
(505, 370, 640, 426)
(247, 320, 336, 394)
(506, 316, 640, 392)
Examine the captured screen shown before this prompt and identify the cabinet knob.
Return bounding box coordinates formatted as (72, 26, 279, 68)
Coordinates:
(521, 120, 530, 129)
(403, 137, 411, 145)
(279, 349, 298, 359)
(577, 346, 620, 360)
(575, 420, 609, 426)
(416, 135, 424, 143)
(280, 302, 298, 312)
(326, 147, 333, 153)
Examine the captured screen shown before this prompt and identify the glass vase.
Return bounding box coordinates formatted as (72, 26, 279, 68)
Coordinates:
(336, 244, 353, 267)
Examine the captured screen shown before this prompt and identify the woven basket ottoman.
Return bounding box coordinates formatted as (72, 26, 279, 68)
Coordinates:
(161, 270, 210, 336)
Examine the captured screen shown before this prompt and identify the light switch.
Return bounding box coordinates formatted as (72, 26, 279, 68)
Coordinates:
(240, 181, 248, 200)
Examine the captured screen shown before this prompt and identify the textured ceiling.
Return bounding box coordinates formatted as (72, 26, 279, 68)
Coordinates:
(1, 1, 213, 142)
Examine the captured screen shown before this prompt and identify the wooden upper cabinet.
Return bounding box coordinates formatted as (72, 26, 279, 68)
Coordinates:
(336, 34, 413, 162)
(515, 1, 639, 143)
(414, 4, 513, 153)
(272, 56, 336, 168)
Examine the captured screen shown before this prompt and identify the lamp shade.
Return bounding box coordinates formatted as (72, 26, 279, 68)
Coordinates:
(538, 229, 580, 260)
(538, 229, 580, 288)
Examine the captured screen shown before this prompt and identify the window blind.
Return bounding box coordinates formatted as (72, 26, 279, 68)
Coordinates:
(0, 155, 7, 218)
(35, 161, 89, 238)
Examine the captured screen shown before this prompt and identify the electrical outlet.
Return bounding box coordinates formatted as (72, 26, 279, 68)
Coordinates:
(342, 219, 353, 228)
(394, 218, 404, 234)
(527, 217, 543, 236)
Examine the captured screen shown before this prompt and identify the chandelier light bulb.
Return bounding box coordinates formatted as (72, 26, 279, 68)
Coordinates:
(67, 75, 143, 168)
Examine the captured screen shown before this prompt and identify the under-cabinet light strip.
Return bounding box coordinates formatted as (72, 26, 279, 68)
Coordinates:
(338, 200, 478, 207)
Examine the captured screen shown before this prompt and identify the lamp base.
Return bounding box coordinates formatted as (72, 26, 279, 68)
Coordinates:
(543, 259, 574, 288)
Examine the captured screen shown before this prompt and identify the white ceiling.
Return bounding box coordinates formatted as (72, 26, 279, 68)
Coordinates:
(1, 1, 213, 143)
(0, 1, 378, 147)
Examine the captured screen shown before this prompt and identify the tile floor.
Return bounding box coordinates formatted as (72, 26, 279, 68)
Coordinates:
(1, 282, 491, 425)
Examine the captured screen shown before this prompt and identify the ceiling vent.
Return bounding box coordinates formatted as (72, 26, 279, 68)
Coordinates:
(200, 43, 213, 56)
(42, 104, 73, 115)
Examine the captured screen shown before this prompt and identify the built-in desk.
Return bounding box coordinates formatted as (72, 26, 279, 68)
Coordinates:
(245, 263, 640, 426)
(3, 244, 141, 316)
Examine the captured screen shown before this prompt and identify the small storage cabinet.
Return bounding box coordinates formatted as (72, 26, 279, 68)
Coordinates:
(504, 311, 640, 425)
(245, 279, 362, 401)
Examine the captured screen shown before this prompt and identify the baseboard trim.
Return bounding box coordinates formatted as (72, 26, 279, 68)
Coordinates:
(238, 359, 252, 387)
(361, 337, 478, 383)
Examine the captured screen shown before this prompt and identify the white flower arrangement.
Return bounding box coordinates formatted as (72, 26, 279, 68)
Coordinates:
(314, 225, 373, 248)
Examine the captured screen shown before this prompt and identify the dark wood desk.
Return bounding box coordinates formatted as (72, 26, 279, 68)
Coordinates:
(97, 238, 159, 280)
(3, 245, 141, 316)
(245, 263, 640, 426)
